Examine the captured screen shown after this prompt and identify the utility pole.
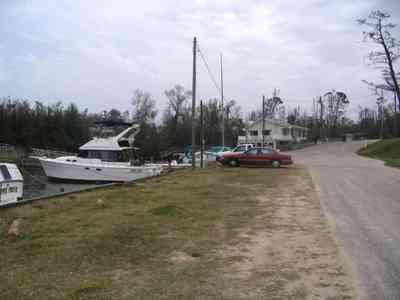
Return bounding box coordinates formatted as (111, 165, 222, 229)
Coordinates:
(200, 100, 204, 168)
(262, 95, 266, 147)
(318, 96, 324, 141)
(220, 53, 225, 147)
(191, 37, 197, 169)
(313, 98, 316, 124)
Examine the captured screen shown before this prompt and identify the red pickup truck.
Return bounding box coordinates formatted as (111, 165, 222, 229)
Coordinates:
(217, 147, 293, 168)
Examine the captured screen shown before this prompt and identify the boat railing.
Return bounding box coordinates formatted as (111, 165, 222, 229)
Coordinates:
(30, 148, 77, 158)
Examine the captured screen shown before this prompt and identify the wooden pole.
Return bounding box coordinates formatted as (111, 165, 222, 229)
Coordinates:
(200, 100, 204, 168)
(220, 53, 225, 147)
(191, 37, 197, 169)
(262, 95, 265, 147)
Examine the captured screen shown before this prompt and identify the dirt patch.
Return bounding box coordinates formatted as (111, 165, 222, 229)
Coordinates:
(218, 169, 357, 299)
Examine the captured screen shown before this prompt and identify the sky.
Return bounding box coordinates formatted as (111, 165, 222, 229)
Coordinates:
(0, 0, 399, 120)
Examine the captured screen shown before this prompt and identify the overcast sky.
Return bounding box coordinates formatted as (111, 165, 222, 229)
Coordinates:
(1, 0, 399, 119)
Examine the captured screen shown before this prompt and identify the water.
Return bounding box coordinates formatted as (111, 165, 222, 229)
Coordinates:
(22, 167, 104, 200)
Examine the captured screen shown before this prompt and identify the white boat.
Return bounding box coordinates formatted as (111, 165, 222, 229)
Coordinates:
(0, 163, 24, 206)
(35, 124, 163, 182)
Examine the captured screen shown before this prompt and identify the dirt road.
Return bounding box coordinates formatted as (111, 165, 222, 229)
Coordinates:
(293, 141, 400, 299)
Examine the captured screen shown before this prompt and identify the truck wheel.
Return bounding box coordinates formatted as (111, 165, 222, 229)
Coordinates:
(229, 159, 239, 167)
(272, 160, 281, 168)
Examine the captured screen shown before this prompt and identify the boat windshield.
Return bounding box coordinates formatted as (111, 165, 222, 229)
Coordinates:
(78, 149, 133, 162)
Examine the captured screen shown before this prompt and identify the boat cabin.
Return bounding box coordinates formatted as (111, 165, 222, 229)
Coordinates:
(0, 163, 24, 206)
(78, 149, 134, 162)
(78, 124, 140, 163)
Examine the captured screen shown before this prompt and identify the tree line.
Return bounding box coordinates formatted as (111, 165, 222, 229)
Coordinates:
(0, 99, 92, 152)
(0, 85, 245, 159)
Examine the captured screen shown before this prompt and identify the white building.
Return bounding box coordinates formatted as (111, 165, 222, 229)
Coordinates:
(237, 119, 308, 148)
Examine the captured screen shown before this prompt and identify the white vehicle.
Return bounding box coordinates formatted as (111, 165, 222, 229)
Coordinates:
(35, 124, 163, 182)
(217, 144, 255, 158)
(0, 163, 24, 207)
(181, 151, 215, 166)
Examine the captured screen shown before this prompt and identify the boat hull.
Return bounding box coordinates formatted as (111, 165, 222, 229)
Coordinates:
(37, 158, 163, 182)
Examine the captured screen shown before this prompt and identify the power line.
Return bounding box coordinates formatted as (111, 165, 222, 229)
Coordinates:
(197, 45, 221, 94)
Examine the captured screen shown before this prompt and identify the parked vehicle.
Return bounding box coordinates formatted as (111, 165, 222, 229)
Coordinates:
(217, 147, 292, 168)
(181, 151, 215, 165)
(0, 163, 24, 206)
(207, 146, 232, 157)
(216, 143, 255, 159)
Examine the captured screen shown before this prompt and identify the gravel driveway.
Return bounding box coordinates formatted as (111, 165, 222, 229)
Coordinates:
(293, 141, 400, 300)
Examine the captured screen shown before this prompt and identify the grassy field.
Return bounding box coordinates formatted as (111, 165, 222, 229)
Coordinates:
(358, 138, 400, 168)
(0, 167, 277, 299)
(0, 166, 355, 299)
(0, 151, 20, 163)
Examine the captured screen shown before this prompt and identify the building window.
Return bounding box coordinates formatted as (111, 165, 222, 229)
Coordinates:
(262, 130, 271, 136)
(249, 130, 258, 136)
(282, 128, 289, 136)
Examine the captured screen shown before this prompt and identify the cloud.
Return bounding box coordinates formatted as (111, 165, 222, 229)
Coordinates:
(0, 0, 399, 119)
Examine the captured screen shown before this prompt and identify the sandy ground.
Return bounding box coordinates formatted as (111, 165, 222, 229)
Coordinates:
(293, 141, 400, 300)
(214, 168, 356, 299)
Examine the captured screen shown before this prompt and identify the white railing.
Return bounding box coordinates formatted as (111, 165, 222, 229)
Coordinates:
(30, 148, 77, 158)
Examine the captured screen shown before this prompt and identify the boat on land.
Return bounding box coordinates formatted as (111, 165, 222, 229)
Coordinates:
(35, 123, 164, 182)
(0, 163, 24, 206)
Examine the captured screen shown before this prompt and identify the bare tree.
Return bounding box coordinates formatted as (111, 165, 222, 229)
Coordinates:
(287, 106, 301, 125)
(324, 91, 349, 136)
(315, 91, 349, 139)
(358, 10, 400, 136)
(363, 79, 398, 136)
(264, 96, 283, 118)
(131, 89, 157, 124)
(164, 85, 191, 123)
(162, 85, 192, 147)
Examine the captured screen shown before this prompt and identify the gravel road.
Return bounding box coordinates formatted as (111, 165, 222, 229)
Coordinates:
(293, 141, 400, 300)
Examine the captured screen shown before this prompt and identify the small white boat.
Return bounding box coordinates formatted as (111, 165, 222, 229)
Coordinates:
(0, 163, 24, 206)
(35, 124, 163, 182)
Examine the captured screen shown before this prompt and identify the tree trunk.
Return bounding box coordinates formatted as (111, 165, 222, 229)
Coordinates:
(394, 92, 398, 137)
(379, 23, 400, 121)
